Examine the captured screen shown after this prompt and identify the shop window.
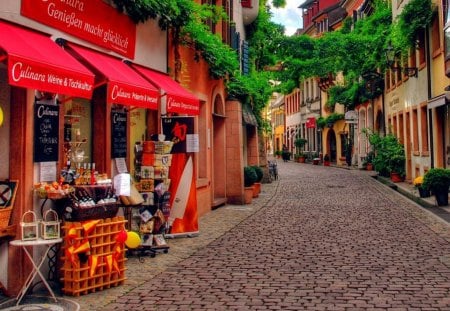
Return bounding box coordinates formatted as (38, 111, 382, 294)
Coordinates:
(420, 105, 429, 154)
(398, 112, 404, 145)
(64, 99, 92, 170)
(390, 69, 396, 89)
(410, 47, 417, 70)
(396, 61, 402, 83)
(392, 115, 397, 136)
(431, 14, 441, 57)
(412, 108, 419, 154)
(418, 29, 426, 66)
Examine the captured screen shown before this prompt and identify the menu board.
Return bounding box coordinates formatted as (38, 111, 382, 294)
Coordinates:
(34, 102, 59, 162)
(111, 110, 127, 158)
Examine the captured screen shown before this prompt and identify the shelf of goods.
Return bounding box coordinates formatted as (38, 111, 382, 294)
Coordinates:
(60, 216, 127, 296)
(130, 140, 172, 253)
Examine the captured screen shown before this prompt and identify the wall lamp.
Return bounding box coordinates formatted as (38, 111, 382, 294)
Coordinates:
(384, 42, 418, 78)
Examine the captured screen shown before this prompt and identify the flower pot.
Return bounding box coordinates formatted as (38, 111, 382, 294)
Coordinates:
(312, 158, 320, 165)
(297, 157, 306, 163)
(418, 187, 431, 198)
(390, 172, 403, 183)
(433, 188, 449, 206)
(244, 187, 253, 204)
(366, 163, 373, 171)
(323, 161, 330, 166)
(252, 183, 260, 198)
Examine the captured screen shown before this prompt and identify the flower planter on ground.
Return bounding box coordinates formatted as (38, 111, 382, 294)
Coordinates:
(418, 187, 431, 198)
(244, 187, 253, 204)
(390, 172, 403, 183)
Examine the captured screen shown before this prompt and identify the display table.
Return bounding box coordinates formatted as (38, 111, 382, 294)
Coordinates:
(10, 238, 62, 305)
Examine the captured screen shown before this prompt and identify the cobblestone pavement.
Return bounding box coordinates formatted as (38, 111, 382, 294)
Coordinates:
(74, 161, 450, 310)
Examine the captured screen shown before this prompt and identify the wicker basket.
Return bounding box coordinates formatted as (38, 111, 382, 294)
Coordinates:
(67, 203, 119, 222)
(0, 207, 12, 227)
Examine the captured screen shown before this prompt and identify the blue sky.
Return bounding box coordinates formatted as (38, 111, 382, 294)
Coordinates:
(269, 0, 304, 36)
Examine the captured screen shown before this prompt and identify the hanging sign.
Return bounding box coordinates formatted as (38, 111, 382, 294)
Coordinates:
(162, 117, 195, 154)
(111, 110, 127, 158)
(306, 117, 316, 128)
(34, 102, 59, 162)
(21, 0, 136, 58)
(345, 110, 358, 124)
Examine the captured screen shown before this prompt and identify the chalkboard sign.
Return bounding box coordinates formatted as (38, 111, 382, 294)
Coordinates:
(111, 110, 127, 158)
(34, 103, 59, 162)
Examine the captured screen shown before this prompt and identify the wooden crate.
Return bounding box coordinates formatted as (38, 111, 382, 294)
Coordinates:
(60, 216, 127, 296)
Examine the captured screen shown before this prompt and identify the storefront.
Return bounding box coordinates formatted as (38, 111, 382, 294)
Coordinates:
(0, 0, 200, 298)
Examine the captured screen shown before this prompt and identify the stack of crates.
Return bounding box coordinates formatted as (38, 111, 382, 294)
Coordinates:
(60, 216, 127, 296)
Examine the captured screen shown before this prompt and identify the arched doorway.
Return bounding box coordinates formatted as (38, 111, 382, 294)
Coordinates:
(327, 129, 337, 162)
(212, 94, 227, 207)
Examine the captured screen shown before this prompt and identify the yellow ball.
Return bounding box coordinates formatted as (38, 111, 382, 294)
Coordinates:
(0, 106, 3, 127)
(125, 231, 141, 249)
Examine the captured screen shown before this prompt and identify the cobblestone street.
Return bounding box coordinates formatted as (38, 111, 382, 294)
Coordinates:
(74, 161, 450, 310)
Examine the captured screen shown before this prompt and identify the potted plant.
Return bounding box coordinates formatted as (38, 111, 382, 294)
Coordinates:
(294, 138, 307, 163)
(363, 151, 375, 171)
(423, 168, 450, 206)
(251, 165, 264, 197)
(294, 152, 306, 163)
(323, 154, 330, 166)
(275, 150, 282, 158)
(366, 131, 405, 181)
(243, 166, 258, 204)
(413, 175, 430, 198)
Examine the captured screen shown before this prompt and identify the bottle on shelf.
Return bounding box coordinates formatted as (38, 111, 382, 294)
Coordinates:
(90, 163, 97, 185)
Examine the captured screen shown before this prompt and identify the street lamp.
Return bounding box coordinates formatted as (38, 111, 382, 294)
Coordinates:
(384, 42, 418, 78)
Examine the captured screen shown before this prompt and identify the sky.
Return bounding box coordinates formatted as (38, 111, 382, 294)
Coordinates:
(269, 0, 305, 36)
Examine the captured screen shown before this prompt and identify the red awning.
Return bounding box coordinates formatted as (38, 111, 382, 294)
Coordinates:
(131, 64, 199, 115)
(0, 20, 94, 99)
(66, 43, 159, 109)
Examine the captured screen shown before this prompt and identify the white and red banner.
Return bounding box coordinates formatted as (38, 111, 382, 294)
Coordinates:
(21, 0, 136, 59)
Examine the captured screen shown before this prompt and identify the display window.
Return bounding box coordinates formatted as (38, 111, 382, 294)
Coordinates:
(64, 99, 92, 170)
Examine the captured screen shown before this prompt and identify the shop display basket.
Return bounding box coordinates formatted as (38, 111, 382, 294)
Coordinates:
(68, 203, 119, 222)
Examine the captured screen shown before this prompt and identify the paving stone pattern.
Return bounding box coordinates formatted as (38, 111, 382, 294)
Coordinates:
(76, 161, 450, 310)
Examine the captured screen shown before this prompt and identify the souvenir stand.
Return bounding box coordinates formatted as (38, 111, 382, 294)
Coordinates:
(122, 140, 171, 261)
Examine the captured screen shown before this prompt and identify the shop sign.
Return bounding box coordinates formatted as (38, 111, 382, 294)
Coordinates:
(21, 0, 136, 59)
(306, 117, 316, 128)
(167, 96, 200, 116)
(345, 110, 358, 124)
(9, 57, 94, 99)
(162, 117, 196, 154)
(108, 84, 158, 108)
(34, 102, 59, 162)
(111, 110, 127, 159)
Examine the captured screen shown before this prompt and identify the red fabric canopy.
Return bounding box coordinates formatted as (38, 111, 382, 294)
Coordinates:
(131, 64, 199, 115)
(66, 43, 159, 109)
(0, 20, 94, 99)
